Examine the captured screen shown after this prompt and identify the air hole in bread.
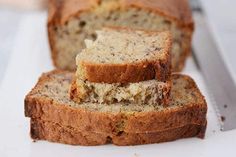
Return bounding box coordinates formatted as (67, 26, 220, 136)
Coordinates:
(79, 21, 86, 27)
(91, 33, 97, 40)
(117, 131, 124, 136)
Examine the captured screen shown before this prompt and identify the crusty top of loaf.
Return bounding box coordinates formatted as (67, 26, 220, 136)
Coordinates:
(48, 0, 193, 28)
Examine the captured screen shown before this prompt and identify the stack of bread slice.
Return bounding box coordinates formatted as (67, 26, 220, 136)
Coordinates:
(70, 28, 172, 106)
(25, 28, 207, 146)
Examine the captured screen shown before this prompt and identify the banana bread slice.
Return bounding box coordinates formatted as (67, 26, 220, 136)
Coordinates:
(30, 118, 206, 146)
(70, 78, 171, 106)
(76, 28, 171, 83)
(48, 0, 194, 72)
(25, 70, 207, 134)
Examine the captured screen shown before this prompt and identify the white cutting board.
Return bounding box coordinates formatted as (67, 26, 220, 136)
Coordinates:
(200, 0, 236, 83)
(0, 12, 235, 157)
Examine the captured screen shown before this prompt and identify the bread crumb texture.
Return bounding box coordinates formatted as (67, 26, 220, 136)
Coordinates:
(50, 0, 192, 71)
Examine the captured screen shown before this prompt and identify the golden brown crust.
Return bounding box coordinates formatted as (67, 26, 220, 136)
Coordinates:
(30, 118, 107, 146)
(69, 76, 80, 102)
(25, 70, 207, 134)
(48, 0, 193, 28)
(123, 0, 193, 29)
(80, 58, 171, 83)
(30, 119, 206, 146)
(48, 0, 98, 25)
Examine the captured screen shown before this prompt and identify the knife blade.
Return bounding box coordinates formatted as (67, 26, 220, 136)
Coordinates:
(193, 11, 236, 131)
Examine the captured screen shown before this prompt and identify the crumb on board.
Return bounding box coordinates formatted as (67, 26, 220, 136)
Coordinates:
(223, 104, 227, 108)
(221, 116, 226, 122)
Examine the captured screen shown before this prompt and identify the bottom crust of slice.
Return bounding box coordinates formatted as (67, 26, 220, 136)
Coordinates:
(30, 119, 206, 146)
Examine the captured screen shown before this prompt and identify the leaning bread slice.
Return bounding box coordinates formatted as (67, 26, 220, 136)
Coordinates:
(30, 119, 206, 146)
(75, 28, 172, 83)
(70, 78, 171, 106)
(25, 70, 207, 134)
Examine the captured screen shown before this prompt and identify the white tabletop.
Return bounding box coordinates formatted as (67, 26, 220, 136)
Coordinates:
(0, 8, 22, 85)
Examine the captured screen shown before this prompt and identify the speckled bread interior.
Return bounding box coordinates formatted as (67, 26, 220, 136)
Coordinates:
(48, 0, 194, 71)
(74, 28, 172, 83)
(25, 70, 207, 140)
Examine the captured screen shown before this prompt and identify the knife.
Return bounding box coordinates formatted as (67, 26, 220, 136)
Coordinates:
(192, 1, 236, 131)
